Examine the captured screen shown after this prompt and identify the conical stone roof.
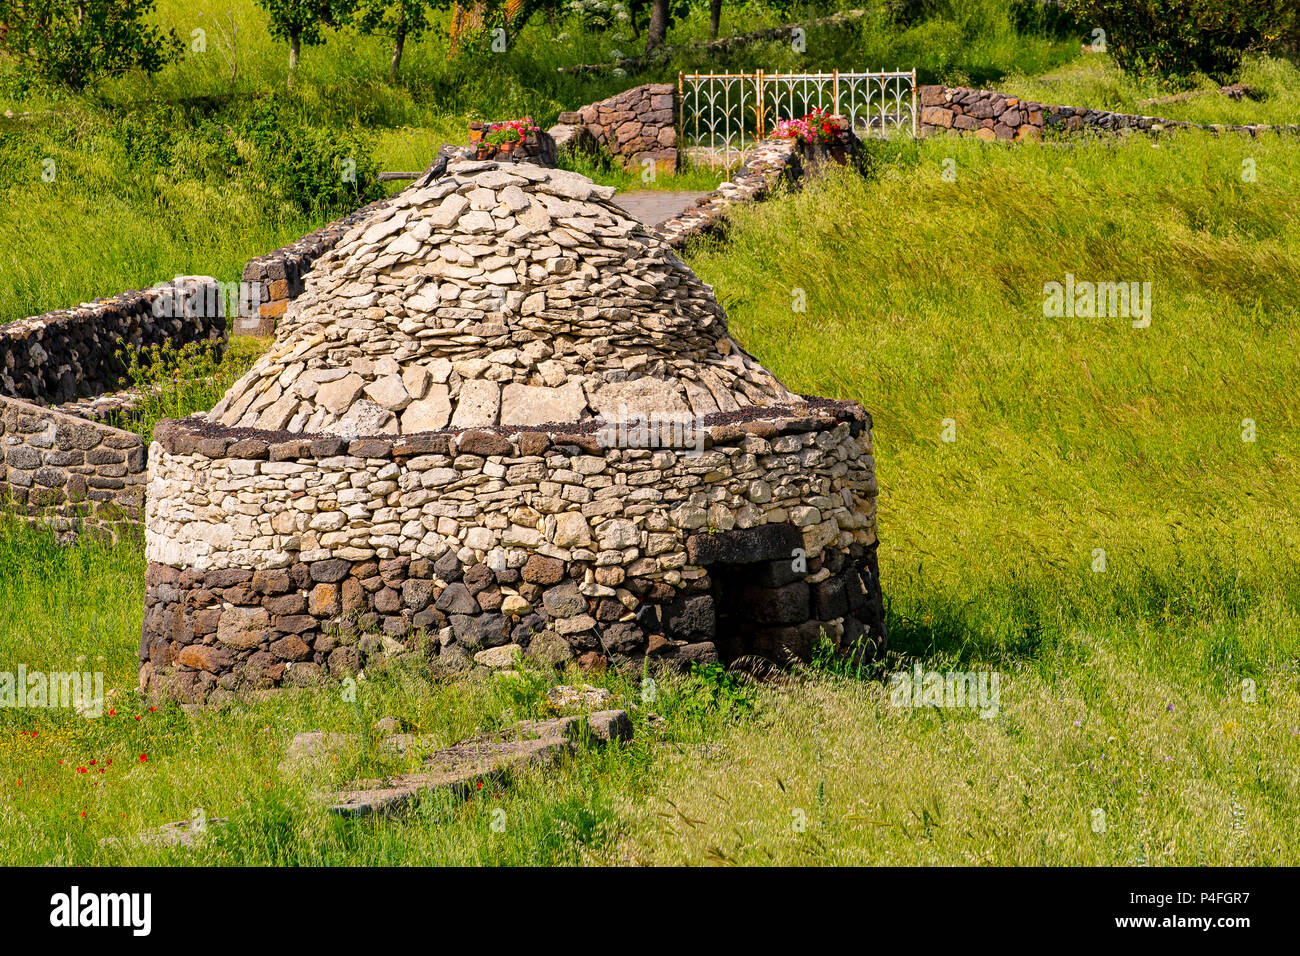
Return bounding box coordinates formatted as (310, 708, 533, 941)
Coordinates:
(209, 159, 802, 438)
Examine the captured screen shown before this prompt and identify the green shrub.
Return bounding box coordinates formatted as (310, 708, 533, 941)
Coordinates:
(1062, 0, 1300, 83)
(0, 0, 182, 90)
(238, 97, 382, 214)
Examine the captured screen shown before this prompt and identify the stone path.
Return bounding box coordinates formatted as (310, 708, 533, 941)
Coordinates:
(613, 190, 712, 228)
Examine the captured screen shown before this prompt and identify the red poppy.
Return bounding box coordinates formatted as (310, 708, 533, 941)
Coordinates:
(108, 709, 115, 716)
(89, 760, 96, 766)
(76, 767, 86, 773)
(138, 754, 148, 763)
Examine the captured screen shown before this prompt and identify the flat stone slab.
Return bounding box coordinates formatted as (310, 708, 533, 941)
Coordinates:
(301, 709, 632, 817)
(328, 736, 574, 817)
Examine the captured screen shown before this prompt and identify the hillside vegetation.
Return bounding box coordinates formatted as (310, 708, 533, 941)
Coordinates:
(0, 0, 1076, 321)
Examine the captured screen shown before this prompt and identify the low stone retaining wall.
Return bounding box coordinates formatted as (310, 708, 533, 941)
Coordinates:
(1, 394, 147, 538)
(919, 85, 1300, 141)
(655, 137, 802, 247)
(552, 83, 677, 173)
(655, 126, 862, 248)
(1, 276, 226, 405)
(140, 400, 883, 703)
(237, 194, 405, 337)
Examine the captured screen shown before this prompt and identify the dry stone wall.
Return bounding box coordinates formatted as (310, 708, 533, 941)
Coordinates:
(1, 276, 226, 405)
(553, 83, 677, 172)
(919, 84, 1300, 141)
(141, 400, 883, 703)
(1, 394, 147, 539)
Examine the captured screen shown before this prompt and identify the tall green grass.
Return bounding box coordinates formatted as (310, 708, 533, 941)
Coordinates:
(629, 132, 1300, 864)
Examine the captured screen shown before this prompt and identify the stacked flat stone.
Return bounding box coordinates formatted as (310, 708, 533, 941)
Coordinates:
(208, 159, 800, 439)
(919, 85, 1300, 142)
(1, 276, 225, 405)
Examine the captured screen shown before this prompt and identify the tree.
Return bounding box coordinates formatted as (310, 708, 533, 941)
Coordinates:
(355, 0, 448, 81)
(645, 0, 668, 52)
(255, 0, 354, 84)
(709, 0, 721, 39)
(0, 0, 181, 90)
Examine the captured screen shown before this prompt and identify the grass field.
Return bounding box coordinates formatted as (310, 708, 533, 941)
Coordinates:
(3, 103, 1298, 863)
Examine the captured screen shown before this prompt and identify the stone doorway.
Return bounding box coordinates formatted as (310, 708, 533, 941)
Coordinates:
(682, 524, 886, 667)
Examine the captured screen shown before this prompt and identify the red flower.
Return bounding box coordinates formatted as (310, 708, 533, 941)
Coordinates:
(89, 760, 96, 766)
(108, 709, 115, 716)
(134, 716, 141, 721)
(76, 767, 87, 773)
(138, 754, 148, 763)
(476, 781, 483, 790)
(148, 706, 156, 712)
(80, 811, 86, 818)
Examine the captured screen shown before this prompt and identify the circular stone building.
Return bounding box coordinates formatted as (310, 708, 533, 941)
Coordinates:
(141, 159, 884, 702)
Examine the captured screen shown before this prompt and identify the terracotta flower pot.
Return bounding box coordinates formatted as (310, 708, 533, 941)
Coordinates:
(476, 144, 496, 160)
(500, 139, 519, 155)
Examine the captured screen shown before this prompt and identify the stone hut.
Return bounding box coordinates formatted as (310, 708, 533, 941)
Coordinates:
(141, 159, 884, 703)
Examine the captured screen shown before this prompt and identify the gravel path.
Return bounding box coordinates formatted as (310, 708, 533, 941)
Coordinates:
(613, 190, 712, 227)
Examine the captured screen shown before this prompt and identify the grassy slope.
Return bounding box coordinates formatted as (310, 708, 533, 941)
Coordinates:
(651, 133, 1300, 863)
(1003, 53, 1300, 127)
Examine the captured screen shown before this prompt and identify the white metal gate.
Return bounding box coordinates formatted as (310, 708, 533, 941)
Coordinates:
(679, 69, 917, 162)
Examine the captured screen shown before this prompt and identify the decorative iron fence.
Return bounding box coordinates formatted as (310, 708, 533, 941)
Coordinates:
(679, 69, 917, 162)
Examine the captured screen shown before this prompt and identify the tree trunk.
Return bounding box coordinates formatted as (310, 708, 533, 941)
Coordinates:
(288, 32, 300, 86)
(389, 15, 407, 83)
(709, 0, 721, 39)
(646, 0, 668, 52)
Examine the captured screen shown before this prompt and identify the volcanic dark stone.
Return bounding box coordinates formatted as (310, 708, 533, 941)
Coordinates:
(310, 559, 351, 583)
(686, 524, 804, 566)
(664, 594, 716, 641)
(542, 582, 586, 618)
(434, 551, 463, 581)
(435, 582, 478, 614)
